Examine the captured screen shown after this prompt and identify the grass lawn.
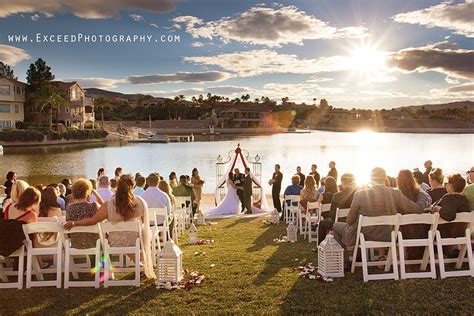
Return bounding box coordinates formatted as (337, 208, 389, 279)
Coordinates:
(1, 216, 473, 314)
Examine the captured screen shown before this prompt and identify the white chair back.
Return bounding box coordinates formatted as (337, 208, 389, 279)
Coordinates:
(335, 208, 350, 223)
(306, 201, 319, 212)
(99, 219, 142, 234)
(150, 207, 168, 225)
(23, 221, 63, 238)
(320, 203, 331, 214)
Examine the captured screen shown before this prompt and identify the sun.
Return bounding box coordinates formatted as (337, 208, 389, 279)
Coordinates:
(349, 46, 388, 73)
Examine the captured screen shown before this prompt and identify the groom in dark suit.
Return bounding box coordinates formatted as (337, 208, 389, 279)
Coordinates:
(243, 167, 253, 214)
(233, 168, 246, 212)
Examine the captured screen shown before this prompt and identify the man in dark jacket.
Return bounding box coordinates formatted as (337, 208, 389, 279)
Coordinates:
(269, 164, 283, 213)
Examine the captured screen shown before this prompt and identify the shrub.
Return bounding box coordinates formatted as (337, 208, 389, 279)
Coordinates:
(0, 130, 45, 142)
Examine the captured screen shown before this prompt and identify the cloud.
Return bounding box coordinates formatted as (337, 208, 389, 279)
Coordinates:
(447, 82, 474, 93)
(387, 42, 474, 79)
(67, 71, 231, 89)
(65, 77, 125, 89)
(150, 23, 159, 28)
(126, 71, 231, 84)
(0, 0, 175, 19)
(0, 44, 30, 65)
(393, 1, 474, 37)
(191, 42, 205, 47)
(184, 49, 350, 77)
(430, 82, 474, 98)
(31, 14, 40, 21)
(173, 5, 368, 47)
(129, 14, 143, 22)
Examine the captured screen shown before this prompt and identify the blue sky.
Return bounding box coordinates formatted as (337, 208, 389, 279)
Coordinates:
(0, 0, 473, 108)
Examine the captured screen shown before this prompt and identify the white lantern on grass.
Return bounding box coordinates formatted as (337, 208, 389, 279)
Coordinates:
(287, 222, 297, 242)
(271, 208, 279, 224)
(317, 233, 344, 278)
(188, 223, 198, 245)
(158, 240, 183, 283)
(197, 210, 206, 225)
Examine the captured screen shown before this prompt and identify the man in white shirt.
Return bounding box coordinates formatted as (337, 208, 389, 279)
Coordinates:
(94, 176, 114, 202)
(140, 173, 172, 215)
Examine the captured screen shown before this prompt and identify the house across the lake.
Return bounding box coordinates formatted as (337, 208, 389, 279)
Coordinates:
(0, 76, 26, 130)
(54, 81, 95, 128)
(215, 104, 274, 128)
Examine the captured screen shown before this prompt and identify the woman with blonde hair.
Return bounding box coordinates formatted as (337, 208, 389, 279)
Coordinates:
(3, 180, 29, 209)
(64, 175, 155, 279)
(300, 175, 318, 212)
(4, 187, 40, 224)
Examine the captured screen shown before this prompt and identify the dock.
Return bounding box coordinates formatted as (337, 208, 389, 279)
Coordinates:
(129, 133, 195, 144)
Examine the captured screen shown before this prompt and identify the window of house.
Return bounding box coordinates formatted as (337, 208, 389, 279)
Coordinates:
(14, 104, 19, 113)
(0, 120, 12, 130)
(0, 104, 11, 113)
(0, 85, 10, 95)
(16, 86, 21, 94)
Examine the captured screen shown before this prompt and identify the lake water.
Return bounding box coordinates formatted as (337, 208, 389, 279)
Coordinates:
(1, 130, 473, 193)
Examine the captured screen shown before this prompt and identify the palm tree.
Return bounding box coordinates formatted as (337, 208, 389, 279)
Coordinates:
(35, 84, 67, 130)
(94, 96, 113, 128)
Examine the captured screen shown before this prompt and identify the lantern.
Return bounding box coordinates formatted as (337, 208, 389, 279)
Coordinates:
(188, 223, 198, 245)
(196, 211, 206, 226)
(271, 208, 279, 224)
(158, 240, 183, 283)
(287, 222, 297, 242)
(317, 233, 344, 278)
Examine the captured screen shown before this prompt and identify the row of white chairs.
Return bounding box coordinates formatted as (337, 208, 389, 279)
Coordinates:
(350, 211, 474, 282)
(0, 217, 159, 289)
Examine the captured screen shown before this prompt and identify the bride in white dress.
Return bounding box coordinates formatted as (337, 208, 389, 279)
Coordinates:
(206, 172, 240, 216)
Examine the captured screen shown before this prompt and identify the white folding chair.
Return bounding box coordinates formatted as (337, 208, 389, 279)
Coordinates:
(23, 222, 63, 288)
(175, 196, 192, 227)
(283, 195, 296, 223)
(351, 214, 399, 282)
(335, 208, 350, 223)
(397, 213, 438, 279)
(304, 202, 321, 243)
(148, 208, 162, 267)
(99, 219, 142, 287)
(435, 211, 474, 279)
(285, 195, 300, 225)
(0, 246, 25, 289)
(63, 225, 102, 288)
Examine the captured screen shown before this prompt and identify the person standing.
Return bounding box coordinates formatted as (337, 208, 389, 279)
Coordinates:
(191, 168, 205, 212)
(3, 171, 16, 202)
(423, 160, 433, 185)
(269, 164, 283, 213)
(243, 167, 254, 214)
(296, 166, 305, 187)
(309, 164, 321, 187)
(327, 161, 338, 183)
(233, 168, 246, 213)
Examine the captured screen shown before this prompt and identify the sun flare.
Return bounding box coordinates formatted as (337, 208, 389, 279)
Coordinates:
(349, 46, 388, 73)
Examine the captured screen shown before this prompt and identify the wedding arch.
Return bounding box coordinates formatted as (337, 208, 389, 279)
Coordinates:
(214, 144, 270, 211)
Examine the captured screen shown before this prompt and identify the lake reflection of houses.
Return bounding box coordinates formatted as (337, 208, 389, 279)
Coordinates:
(54, 81, 95, 128)
(216, 104, 274, 128)
(0, 76, 26, 130)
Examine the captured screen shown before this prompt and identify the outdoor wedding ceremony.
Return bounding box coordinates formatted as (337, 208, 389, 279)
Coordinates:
(0, 0, 473, 314)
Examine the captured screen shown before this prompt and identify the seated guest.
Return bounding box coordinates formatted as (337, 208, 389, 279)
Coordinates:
(63, 175, 155, 279)
(432, 174, 470, 256)
(284, 175, 303, 197)
(317, 177, 326, 198)
(36, 187, 62, 248)
(413, 170, 430, 191)
(158, 179, 177, 238)
(133, 175, 146, 196)
(463, 166, 474, 210)
(95, 176, 114, 201)
(96, 168, 105, 183)
(61, 178, 73, 196)
(397, 169, 432, 259)
(47, 183, 65, 211)
(114, 167, 123, 182)
(4, 187, 40, 224)
(296, 166, 305, 186)
(319, 173, 357, 243)
(66, 179, 102, 248)
(58, 183, 68, 207)
(140, 173, 172, 215)
(299, 175, 318, 212)
(309, 164, 320, 187)
(173, 175, 196, 214)
(318, 176, 338, 205)
(427, 168, 447, 204)
(332, 167, 423, 250)
(110, 179, 118, 192)
(2, 180, 29, 209)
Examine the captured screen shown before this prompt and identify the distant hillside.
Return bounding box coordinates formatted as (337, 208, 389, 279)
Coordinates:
(85, 88, 155, 101)
(397, 101, 474, 111)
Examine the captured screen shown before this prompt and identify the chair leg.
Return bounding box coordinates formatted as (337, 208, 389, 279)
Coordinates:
(18, 247, 25, 289)
(360, 235, 369, 282)
(428, 232, 437, 279)
(398, 234, 406, 279)
(135, 239, 140, 287)
(436, 231, 446, 279)
(64, 246, 70, 289)
(95, 247, 101, 288)
(26, 250, 32, 289)
(391, 233, 399, 280)
(56, 246, 62, 288)
(455, 244, 467, 270)
(385, 247, 393, 272)
(104, 244, 110, 288)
